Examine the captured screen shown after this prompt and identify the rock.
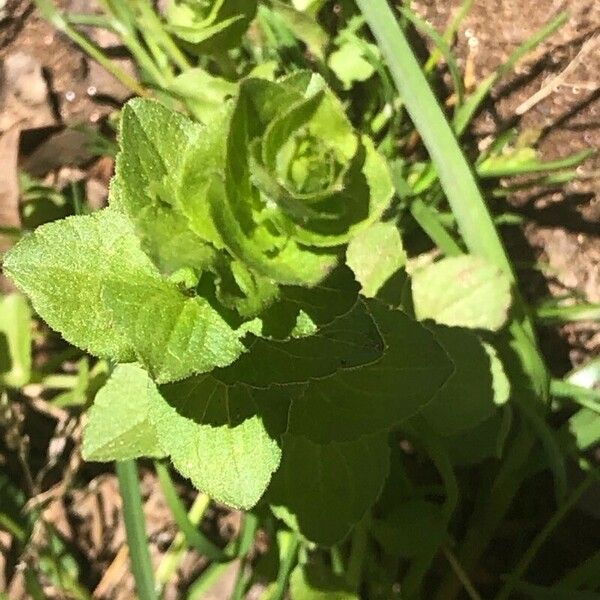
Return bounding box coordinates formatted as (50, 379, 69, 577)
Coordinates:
(0, 52, 56, 132)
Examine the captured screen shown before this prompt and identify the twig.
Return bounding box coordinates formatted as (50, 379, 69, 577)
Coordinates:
(516, 35, 600, 115)
(441, 545, 482, 600)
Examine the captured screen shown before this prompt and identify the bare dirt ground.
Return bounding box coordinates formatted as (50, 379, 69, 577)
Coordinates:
(0, 0, 598, 597)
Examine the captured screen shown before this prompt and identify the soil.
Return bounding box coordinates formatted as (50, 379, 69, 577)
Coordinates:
(0, 0, 598, 598)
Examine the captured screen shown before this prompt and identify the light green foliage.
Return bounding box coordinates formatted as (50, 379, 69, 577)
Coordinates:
(0, 294, 32, 388)
(270, 0, 328, 59)
(168, 68, 237, 124)
(158, 376, 288, 508)
(213, 75, 393, 287)
(328, 16, 381, 90)
(412, 255, 512, 330)
(83, 364, 167, 461)
(269, 431, 390, 545)
(346, 220, 406, 297)
(290, 564, 359, 599)
(166, 0, 258, 53)
(85, 364, 291, 508)
(3, 210, 245, 383)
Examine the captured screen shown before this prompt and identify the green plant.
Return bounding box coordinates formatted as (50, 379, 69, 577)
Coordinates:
(3, 0, 599, 598)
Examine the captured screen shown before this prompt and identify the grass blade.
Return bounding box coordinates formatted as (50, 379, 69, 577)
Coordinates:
(453, 11, 568, 135)
(398, 5, 464, 106)
(356, 0, 513, 273)
(155, 461, 226, 562)
(116, 460, 158, 600)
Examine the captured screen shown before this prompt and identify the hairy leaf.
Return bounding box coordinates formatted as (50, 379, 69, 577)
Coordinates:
(83, 364, 167, 461)
(84, 364, 294, 508)
(3, 210, 245, 383)
(216, 301, 384, 387)
(346, 220, 406, 297)
(412, 255, 512, 331)
(159, 376, 293, 508)
(287, 301, 454, 442)
(417, 326, 510, 437)
(268, 432, 390, 545)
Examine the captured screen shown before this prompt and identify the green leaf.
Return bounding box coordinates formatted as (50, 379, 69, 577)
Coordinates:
(0, 294, 32, 388)
(290, 564, 359, 600)
(216, 301, 384, 387)
(159, 376, 294, 509)
(166, 0, 258, 53)
(417, 326, 509, 437)
(3, 209, 246, 383)
(269, 432, 390, 545)
(260, 265, 360, 339)
(412, 255, 512, 331)
(288, 301, 454, 442)
(85, 364, 293, 509)
(112, 98, 215, 276)
(83, 364, 167, 461)
(346, 220, 406, 297)
(168, 68, 237, 124)
(371, 500, 447, 557)
(329, 39, 379, 90)
(213, 75, 393, 285)
(270, 1, 329, 59)
(441, 407, 513, 465)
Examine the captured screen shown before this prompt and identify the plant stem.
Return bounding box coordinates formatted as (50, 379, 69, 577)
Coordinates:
(155, 491, 210, 589)
(33, 0, 148, 97)
(551, 379, 600, 414)
(434, 422, 535, 599)
(272, 531, 300, 600)
(441, 545, 482, 600)
(116, 460, 158, 600)
(346, 514, 369, 590)
(155, 461, 225, 561)
(495, 471, 596, 600)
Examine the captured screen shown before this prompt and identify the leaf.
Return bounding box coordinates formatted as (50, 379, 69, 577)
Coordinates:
(260, 265, 360, 339)
(166, 0, 258, 53)
(371, 500, 447, 557)
(159, 376, 294, 509)
(268, 431, 390, 545)
(417, 326, 509, 437)
(216, 301, 384, 387)
(412, 255, 512, 331)
(3, 209, 246, 383)
(290, 564, 359, 600)
(213, 75, 393, 285)
(112, 98, 216, 276)
(83, 364, 167, 461)
(441, 407, 513, 465)
(346, 220, 406, 297)
(168, 68, 237, 124)
(85, 364, 293, 508)
(270, 1, 329, 59)
(287, 301, 454, 442)
(329, 40, 378, 90)
(0, 294, 31, 388)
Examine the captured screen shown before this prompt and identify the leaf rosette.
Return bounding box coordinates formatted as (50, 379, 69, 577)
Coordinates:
(116, 73, 393, 318)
